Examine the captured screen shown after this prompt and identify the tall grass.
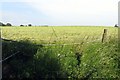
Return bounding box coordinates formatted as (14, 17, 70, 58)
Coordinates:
(2, 26, 119, 79)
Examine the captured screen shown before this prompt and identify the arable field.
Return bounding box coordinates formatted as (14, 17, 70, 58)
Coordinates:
(1, 26, 118, 44)
(1, 26, 120, 79)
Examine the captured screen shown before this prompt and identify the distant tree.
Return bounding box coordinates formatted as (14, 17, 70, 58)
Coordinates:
(28, 24, 32, 26)
(20, 25, 24, 26)
(0, 22, 3, 26)
(2, 24, 6, 26)
(114, 24, 118, 27)
(0, 22, 6, 26)
(6, 23, 12, 26)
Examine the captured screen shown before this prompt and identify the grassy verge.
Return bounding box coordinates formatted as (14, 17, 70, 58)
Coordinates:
(2, 38, 119, 79)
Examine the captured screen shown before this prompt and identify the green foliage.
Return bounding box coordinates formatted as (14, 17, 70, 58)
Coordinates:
(2, 39, 39, 79)
(79, 40, 119, 79)
(2, 26, 119, 79)
(34, 45, 79, 79)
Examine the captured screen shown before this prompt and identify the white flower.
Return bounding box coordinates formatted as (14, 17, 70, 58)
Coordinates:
(58, 54, 60, 56)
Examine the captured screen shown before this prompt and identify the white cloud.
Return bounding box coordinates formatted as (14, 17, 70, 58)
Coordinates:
(25, 0, 119, 25)
(26, 0, 118, 17)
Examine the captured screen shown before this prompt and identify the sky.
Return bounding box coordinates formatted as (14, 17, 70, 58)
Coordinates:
(0, 0, 120, 26)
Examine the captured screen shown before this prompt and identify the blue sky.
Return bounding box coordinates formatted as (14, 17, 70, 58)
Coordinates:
(1, 2, 50, 25)
(0, 0, 119, 26)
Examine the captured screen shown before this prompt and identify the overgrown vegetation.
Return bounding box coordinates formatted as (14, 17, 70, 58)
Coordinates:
(1, 26, 119, 79)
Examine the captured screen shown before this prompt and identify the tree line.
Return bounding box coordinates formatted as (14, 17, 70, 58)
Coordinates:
(0, 22, 12, 26)
(0, 22, 33, 27)
(0, 22, 118, 27)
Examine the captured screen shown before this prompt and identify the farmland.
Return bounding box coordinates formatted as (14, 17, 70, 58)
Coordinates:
(1, 26, 118, 44)
(1, 26, 120, 79)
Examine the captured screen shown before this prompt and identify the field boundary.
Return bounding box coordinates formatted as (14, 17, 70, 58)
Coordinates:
(2, 37, 102, 46)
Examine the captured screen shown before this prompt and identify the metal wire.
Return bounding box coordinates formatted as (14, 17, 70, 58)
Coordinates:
(0, 51, 20, 63)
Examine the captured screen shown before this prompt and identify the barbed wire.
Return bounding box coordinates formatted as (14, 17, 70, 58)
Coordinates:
(0, 51, 20, 63)
(0, 32, 102, 63)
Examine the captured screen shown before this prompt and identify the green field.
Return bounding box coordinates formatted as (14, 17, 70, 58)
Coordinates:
(1, 26, 120, 79)
(2, 26, 118, 44)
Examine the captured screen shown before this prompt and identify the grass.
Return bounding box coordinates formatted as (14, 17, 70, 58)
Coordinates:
(1, 26, 117, 44)
(1, 26, 119, 79)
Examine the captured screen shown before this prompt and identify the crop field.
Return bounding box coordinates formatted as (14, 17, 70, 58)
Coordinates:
(1, 26, 118, 44)
(1, 26, 120, 79)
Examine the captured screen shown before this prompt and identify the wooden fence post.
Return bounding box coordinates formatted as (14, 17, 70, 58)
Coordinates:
(102, 29, 107, 43)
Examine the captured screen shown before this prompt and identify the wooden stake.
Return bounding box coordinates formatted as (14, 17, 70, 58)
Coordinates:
(102, 29, 107, 43)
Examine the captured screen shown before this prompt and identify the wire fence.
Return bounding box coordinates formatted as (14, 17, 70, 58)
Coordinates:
(0, 51, 20, 63)
(2, 27, 113, 44)
(1, 27, 118, 63)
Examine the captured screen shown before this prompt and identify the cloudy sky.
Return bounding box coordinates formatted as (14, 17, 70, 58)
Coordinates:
(0, 0, 119, 26)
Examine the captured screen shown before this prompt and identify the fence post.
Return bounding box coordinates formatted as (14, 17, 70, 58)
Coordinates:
(102, 29, 107, 43)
